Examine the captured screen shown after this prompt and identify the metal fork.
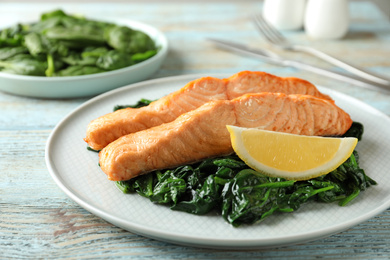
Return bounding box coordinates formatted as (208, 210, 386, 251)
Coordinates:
(253, 13, 390, 86)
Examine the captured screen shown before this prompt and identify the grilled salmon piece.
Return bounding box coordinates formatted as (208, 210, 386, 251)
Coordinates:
(99, 93, 352, 181)
(85, 71, 331, 150)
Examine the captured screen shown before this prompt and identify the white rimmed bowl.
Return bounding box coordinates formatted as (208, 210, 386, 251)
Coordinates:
(0, 18, 168, 99)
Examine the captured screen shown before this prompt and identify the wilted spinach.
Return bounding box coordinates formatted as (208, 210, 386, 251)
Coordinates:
(112, 101, 375, 227)
(0, 9, 158, 77)
(113, 98, 154, 111)
(116, 149, 375, 227)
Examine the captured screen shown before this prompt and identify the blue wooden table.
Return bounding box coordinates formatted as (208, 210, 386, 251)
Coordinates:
(1, 1, 390, 258)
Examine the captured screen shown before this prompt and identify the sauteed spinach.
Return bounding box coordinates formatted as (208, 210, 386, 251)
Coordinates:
(0, 10, 157, 76)
(108, 101, 376, 227)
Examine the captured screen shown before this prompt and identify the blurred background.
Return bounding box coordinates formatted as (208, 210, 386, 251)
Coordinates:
(2, 0, 389, 19)
(358, 0, 390, 18)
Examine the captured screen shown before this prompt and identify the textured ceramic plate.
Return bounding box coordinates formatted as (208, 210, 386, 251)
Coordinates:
(0, 17, 168, 98)
(45, 74, 390, 249)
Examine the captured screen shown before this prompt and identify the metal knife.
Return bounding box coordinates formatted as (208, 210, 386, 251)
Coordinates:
(207, 38, 390, 93)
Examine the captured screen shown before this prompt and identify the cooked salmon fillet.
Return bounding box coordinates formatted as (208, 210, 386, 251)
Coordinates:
(99, 93, 352, 181)
(85, 71, 331, 150)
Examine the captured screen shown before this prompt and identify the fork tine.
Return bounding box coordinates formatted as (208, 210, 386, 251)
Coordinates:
(258, 14, 286, 42)
(253, 14, 286, 45)
(252, 15, 275, 44)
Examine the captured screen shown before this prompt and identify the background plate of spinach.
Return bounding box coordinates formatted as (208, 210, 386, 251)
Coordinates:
(46, 74, 390, 249)
(0, 10, 168, 98)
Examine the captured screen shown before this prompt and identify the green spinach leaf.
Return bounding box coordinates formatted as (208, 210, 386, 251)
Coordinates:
(0, 9, 158, 77)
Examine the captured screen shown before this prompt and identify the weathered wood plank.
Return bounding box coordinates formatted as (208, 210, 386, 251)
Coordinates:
(1, 1, 390, 258)
(1, 201, 390, 259)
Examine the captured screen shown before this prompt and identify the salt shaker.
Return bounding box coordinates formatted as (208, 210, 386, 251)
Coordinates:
(262, 0, 307, 31)
(304, 0, 349, 40)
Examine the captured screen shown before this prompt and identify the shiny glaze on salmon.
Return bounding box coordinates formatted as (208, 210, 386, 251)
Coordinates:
(99, 93, 352, 181)
(85, 71, 331, 150)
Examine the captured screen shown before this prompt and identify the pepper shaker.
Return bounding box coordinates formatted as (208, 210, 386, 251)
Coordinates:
(304, 0, 349, 39)
(262, 0, 307, 30)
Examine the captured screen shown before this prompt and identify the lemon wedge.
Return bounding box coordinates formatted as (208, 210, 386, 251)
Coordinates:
(226, 125, 358, 181)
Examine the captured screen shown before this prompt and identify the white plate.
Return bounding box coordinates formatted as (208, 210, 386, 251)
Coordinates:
(45, 74, 390, 249)
(0, 17, 168, 99)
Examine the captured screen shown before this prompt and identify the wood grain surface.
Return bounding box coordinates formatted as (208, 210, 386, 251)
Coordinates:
(1, 1, 390, 259)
